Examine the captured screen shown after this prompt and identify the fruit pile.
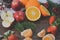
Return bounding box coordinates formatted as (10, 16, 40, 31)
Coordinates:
(0, 0, 60, 40)
(0, 0, 51, 28)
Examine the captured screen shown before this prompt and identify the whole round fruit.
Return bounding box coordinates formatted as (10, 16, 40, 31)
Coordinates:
(13, 11, 25, 22)
(8, 34, 18, 40)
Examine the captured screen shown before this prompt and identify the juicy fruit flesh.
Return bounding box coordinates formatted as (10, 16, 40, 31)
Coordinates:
(27, 8, 39, 19)
(40, 5, 50, 16)
(43, 34, 55, 40)
(21, 29, 32, 37)
(24, 37, 32, 40)
(44, 37, 51, 40)
(26, 6, 41, 21)
(37, 29, 46, 37)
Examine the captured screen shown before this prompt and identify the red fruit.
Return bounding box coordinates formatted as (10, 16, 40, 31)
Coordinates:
(49, 16, 55, 25)
(13, 11, 25, 22)
(8, 34, 18, 40)
(52, 7, 58, 13)
(13, 11, 20, 22)
(19, 11, 25, 21)
(47, 26, 57, 35)
(43, 2, 49, 8)
(11, 0, 20, 10)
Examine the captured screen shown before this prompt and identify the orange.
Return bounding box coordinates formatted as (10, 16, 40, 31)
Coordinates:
(42, 34, 55, 40)
(20, 0, 29, 5)
(37, 29, 46, 38)
(26, 6, 41, 21)
(40, 5, 50, 16)
(24, 37, 32, 40)
(25, 0, 40, 9)
(21, 29, 33, 37)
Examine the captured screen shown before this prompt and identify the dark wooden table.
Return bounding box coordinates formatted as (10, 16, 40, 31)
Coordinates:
(0, 13, 60, 40)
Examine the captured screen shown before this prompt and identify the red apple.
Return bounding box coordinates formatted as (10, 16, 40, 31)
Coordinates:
(13, 11, 25, 22)
(11, 0, 20, 11)
(11, 0, 25, 11)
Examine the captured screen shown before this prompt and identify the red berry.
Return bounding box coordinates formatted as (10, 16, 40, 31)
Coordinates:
(52, 7, 58, 13)
(43, 2, 49, 8)
(8, 34, 18, 40)
(47, 26, 57, 35)
(49, 16, 55, 25)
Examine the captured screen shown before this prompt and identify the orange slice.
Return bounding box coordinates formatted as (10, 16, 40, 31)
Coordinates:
(21, 29, 33, 37)
(24, 37, 32, 40)
(40, 5, 50, 16)
(37, 29, 46, 38)
(26, 6, 41, 21)
(42, 34, 55, 40)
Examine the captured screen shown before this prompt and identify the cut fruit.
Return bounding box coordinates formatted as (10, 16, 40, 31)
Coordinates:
(2, 20, 11, 28)
(7, 17, 14, 23)
(21, 29, 33, 37)
(1, 11, 13, 20)
(26, 6, 41, 21)
(40, 5, 50, 16)
(37, 29, 46, 38)
(42, 34, 55, 40)
(24, 37, 32, 40)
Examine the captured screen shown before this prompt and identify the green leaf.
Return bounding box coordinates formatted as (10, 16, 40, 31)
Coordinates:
(21, 22, 36, 30)
(14, 23, 24, 32)
(14, 22, 36, 32)
(4, 30, 11, 38)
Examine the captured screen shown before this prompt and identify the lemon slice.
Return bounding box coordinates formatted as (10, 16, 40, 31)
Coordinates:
(26, 6, 41, 21)
(2, 20, 11, 28)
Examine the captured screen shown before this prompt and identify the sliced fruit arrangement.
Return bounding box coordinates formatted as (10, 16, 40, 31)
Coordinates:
(1, 10, 14, 28)
(39, 5, 50, 16)
(26, 6, 41, 21)
(37, 29, 46, 38)
(42, 34, 55, 40)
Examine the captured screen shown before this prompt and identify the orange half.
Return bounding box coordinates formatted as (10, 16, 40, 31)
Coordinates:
(26, 6, 41, 21)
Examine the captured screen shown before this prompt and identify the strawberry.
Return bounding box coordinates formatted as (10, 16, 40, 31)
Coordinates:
(8, 34, 18, 40)
(47, 26, 57, 35)
(49, 16, 55, 25)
